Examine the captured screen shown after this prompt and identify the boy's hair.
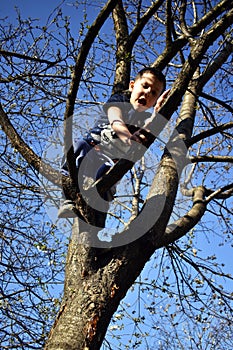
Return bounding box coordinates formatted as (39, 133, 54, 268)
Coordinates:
(135, 67, 166, 93)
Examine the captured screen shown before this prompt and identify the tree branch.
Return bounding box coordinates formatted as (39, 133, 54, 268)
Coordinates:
(200, 91, 233, 114)
(129, 0, 165, 46)
(162, 186, 207, 245)
(188, 122, 233, 146)
(205, 183, 233, 202)
(0, 49, 57, 65)
(162, 182, 233, 248)
(112, 0, 130, 91)
(112, 0, 165, 92)
(165, 0, 173, 46)
(179, 0, 193, 40)
(190, 155, 233, 164)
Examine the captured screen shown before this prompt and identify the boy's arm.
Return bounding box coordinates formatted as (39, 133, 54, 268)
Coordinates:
(108, 106, 142, 145)
(154, 89, 170, 113)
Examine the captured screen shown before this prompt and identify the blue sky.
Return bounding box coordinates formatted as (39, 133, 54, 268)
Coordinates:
(1, 0, 59, 18)
(1, 0, 71, 15)
(0, 0, 97, 26)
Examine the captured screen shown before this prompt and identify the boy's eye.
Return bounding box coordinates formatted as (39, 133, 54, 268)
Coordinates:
(142, 83, 151, 90)
(142, 83, 157, 96)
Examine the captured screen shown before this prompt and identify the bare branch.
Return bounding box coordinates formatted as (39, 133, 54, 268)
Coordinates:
(168, 245, 233, 300)
(0, 49, 57, 65)
(190, 155, 233, 164)
(112, 0, 130, 91)
(188, 122, 233, 146)
(200, 91, 233, 114)
(129, 0, 165, 45)
(205, 183, 233, 202)
(162, 186, 207, 245)
(179, 0, 194, 40)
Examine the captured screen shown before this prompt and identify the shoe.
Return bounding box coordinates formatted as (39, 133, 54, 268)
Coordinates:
(57, 200, 77, 218)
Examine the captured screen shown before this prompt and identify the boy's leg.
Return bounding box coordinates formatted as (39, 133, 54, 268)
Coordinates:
(92, 160, 118, 228)
(58, 140, 92, 218)
(96, 162, 116, 201)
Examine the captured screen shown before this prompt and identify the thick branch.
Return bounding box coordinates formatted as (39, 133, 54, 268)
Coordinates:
(179, 0, 193, 39)
(165, 0, 173, 46)
(161, 183, 233, 248)
(174, 69, 199, 138)
(112, 0, 130, 91)
(128, 0, 165, 46)
(162, 186, 207, 245)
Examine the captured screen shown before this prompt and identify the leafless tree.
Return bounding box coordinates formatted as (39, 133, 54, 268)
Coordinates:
(0, 0, 232, 349)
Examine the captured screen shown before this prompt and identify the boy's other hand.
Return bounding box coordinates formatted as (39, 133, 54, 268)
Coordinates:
(130, 130, 148, 145)
(154, 89, 170, 112)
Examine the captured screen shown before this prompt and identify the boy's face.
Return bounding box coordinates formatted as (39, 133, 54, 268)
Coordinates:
(129, 72, 164, 112)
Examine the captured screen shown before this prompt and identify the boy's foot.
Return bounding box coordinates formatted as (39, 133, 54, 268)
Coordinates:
(57, 200, 77, 218)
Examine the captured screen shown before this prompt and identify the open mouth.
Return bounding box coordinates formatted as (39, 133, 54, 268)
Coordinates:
(138, 97, 147, 106)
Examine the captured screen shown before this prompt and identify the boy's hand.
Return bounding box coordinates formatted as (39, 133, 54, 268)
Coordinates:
(154, 89, 170, 112)
(130, 129, 149, 145)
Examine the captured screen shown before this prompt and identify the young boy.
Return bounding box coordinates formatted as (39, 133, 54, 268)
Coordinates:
(58, 67, 168, 219)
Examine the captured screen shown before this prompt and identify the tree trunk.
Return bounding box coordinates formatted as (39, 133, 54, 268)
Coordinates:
(44, 152, 181, 349)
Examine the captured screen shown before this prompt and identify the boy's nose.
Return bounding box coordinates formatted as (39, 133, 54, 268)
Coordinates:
(145, 87, 151, 96)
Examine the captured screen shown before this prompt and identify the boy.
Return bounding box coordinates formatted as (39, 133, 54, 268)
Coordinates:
(58, 67, 168, 219)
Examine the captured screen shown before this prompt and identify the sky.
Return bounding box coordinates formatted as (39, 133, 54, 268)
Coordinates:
(1, 0, 74, 16)
(0, 0, 98, 26)
(1, 0, 61, 18)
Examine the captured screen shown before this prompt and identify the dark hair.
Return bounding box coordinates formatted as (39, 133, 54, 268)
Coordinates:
(135, 67, 166, 93)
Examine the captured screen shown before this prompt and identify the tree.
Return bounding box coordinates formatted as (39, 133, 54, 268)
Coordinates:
(0, 0, 232, 349)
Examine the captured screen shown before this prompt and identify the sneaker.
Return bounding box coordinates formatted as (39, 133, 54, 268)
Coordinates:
(57, 200, 77, 218)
